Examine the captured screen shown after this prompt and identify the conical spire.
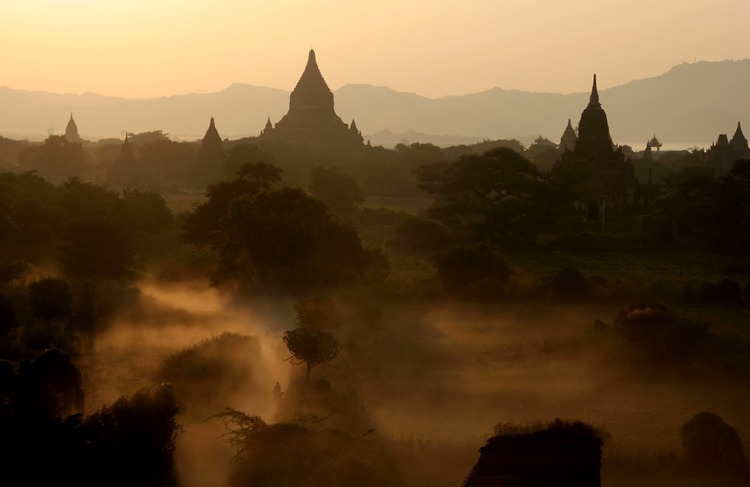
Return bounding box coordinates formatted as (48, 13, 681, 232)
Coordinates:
(730, 121, 750, 156)
(65, 113, 81, 142)
(733, 121, 745, 140)
(120, 132, 134, 160)
(588, 74, 600, 108)
(559, 118, 578, 152)
(288, 49, 334, 111)
(350, 118, 358, 131)
(202, 116, 223, 148)
(265, 116, 273, 130)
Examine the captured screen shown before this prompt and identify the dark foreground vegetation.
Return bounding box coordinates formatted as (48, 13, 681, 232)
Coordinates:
(1, 133, 749, 486)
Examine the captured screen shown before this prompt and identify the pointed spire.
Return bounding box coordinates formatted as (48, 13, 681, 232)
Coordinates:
(734, 121, 744, 139)
(588, 74, 600, 108)
(119, 132, 134, 161)
(350, 118, 358, 131)
(265, 116, 273, 129)
(201, 116, 223, 148)
(559, 117, 578, 152)
(65, 113, 81, 142)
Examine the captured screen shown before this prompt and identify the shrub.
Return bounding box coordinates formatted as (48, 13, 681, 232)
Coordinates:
(680, 412, 748, 472)
(549, 266, 589, 301)
(434, 244, 510, 296)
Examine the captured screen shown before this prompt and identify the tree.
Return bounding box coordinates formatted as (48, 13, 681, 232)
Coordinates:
(17, 135, 89, 183)
(309, 166, 364, 214)
(223, 144, 273, 179)
(680, 411, 748, 471)
(28, 277, 73, 325)
(283, 326, 341, 384)
(644, 160, 750, 254)
(416, 147, 550, 246)
(434, 243, 510, 295)
(181, 162, 281, 245)
(183, 165, 385, 295)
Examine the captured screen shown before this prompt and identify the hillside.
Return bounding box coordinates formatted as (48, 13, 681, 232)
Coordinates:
(1, 59, 748, 148)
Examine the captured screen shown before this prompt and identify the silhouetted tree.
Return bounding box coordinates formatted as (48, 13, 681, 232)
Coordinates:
(680, 412, 748, 472)
(283, 326, 341, 384)
(17, 135, 89, 183)
(17, 348, 84, 419)
(223, 144, 273, 179)
(84, 384, 181, 487)
(309, 166, 365, 214)
(0, 294, 17, 335)
(212, 409, 399, 487)
(416, 147, 549, 246)
(28, 277, 73, 326)
(181, 162, 281, 245)
(645, 160, 750, 254)
(184, 166, 385, 295)
(434, 243, 510, 296)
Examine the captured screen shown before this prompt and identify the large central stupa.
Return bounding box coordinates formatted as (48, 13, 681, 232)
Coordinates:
(260, 49, 363, 150)
(552, 75, 638, 219)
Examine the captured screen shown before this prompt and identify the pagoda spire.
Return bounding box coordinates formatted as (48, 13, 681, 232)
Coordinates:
(588, 74, 600, 108)
(201, 117, 222, 148)
(734, 121, 744, 139)
(65, 113, 81, 142)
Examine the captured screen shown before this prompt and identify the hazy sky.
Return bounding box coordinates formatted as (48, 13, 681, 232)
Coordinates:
(1, 0, 748, 99)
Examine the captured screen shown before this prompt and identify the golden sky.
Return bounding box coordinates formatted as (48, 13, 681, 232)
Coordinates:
(1, 0, 748, 98)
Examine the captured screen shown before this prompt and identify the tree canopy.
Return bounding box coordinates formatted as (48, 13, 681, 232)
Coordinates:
(283, 326, 341, 383)
(416, 147, 551, 246)
(182, 164, 386, 295)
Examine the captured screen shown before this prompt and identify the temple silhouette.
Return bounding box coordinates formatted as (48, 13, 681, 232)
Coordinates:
(108, 133, 136, 188)
(259, 49, 364, 151)
(193, 117, 226, 182)
(65, 114, 82, 143)
(552, 75, 638, 220)
(705, 122, 750, 172)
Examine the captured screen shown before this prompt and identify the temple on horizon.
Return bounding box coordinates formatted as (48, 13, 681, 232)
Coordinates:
(259, 50, 364, 150)
(553, 75, 638, 220)
(65, 114, 82, 143)
(705, 122, 750, 173)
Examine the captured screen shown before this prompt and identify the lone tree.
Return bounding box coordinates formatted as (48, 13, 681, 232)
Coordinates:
(282, 327, 341, 384)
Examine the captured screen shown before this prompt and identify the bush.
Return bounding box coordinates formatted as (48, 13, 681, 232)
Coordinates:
(680, 412, 748, 472)
(212, 410, 399, 487)
(613, 302, 709, 364)
(434, 244, 510, 297)
(157, 333, 260, 414)
(697, 279, 744, 307)
(549, 266, 589, 301)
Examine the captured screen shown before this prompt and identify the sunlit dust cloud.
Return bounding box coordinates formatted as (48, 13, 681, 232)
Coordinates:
(77, 279, 295, 487)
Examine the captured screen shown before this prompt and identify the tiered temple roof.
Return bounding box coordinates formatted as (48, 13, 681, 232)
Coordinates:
(553, 75, 638, 219)
(260, 50, 364, 150)
(706, 122, 750, 172)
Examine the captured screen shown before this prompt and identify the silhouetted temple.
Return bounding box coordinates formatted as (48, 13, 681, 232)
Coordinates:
(706, 122, 750, 172)
(197, 117, 224, 161)
(109, 133, 136, 187)
(65, 113, 82, 143)
(648, 134, 662, 152)
(193, 117, 226, 183)
(259, 50, 364, 150)
(558, 118, 577, 153)
(552, 75, 638, 220)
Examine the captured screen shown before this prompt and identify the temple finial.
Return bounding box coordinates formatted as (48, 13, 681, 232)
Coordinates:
(589, 74, 600, 107)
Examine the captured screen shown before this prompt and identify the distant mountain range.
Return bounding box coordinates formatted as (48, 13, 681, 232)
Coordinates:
(1, 59, 748, 149)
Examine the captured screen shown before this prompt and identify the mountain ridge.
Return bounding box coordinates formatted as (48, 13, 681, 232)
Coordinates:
(1, 59, 748, 148)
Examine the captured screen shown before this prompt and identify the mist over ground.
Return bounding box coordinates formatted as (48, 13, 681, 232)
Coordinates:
(71, 276, 750, 487)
